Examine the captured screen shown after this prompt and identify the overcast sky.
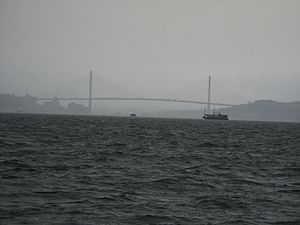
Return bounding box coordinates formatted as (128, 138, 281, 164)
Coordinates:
(0, 0, 299, 103)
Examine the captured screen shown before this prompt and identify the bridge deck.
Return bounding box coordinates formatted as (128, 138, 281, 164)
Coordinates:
(37, 97, 235, 107)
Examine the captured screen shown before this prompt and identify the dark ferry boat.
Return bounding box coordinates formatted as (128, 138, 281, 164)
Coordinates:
(202, 75, 229, 120)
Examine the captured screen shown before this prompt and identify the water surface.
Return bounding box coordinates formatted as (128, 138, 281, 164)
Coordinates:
(0, 113, 299, 225)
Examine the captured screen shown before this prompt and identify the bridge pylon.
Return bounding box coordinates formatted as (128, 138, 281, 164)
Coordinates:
(88, 70, 93, 113)
(207, 75, 211, 111)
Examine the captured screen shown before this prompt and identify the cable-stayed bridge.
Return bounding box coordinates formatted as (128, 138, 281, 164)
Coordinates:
(37, 70, 236, 113)
(37, 97, 236, 107)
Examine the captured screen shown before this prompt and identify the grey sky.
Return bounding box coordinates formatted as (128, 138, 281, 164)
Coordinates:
(0, 0, 299, 103)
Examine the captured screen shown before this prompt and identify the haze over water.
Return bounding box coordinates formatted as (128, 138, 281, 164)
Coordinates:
(1, 0, 300, 103)
(1, 113, 299, 225)
(1, 1, 300, 224)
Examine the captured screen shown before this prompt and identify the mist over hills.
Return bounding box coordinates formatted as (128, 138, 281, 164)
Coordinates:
(37, 73, 140, 99)
(165, 78, 249, 105)
(1, 92, 299, 122)
(1, 0, 299, 105)
(1, 70, 299, 105)
(1, 69, 300, 120)
(220, 100, 300, 122)
(144, 100, 300, 123)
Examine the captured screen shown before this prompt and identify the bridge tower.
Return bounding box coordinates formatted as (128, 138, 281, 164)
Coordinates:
(88, 70, 93, 113)
(207, 75, 211, 111)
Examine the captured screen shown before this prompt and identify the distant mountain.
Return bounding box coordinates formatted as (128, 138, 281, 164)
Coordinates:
(220, 100, 300, 122)
(1, 93, 299, 122)
(145, 100, 300, 122)
(0, 93, 89, 115)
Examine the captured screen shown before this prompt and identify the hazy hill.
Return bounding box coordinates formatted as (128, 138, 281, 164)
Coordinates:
(146, 100, 300, 122)
(220, 100, 300, 122)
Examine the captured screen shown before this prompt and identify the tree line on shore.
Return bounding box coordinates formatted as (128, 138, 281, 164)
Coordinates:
(0, 93, 89, 114)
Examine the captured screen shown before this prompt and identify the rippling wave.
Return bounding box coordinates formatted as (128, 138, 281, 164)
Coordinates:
(0, 113, 300, 225)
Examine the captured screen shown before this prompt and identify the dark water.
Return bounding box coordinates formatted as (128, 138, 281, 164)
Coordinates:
(1, 113, 300, 225)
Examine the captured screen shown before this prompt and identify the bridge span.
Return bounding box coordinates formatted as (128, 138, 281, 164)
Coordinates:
(38, 70, 236, 112)
(37, 97, 236, 107)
